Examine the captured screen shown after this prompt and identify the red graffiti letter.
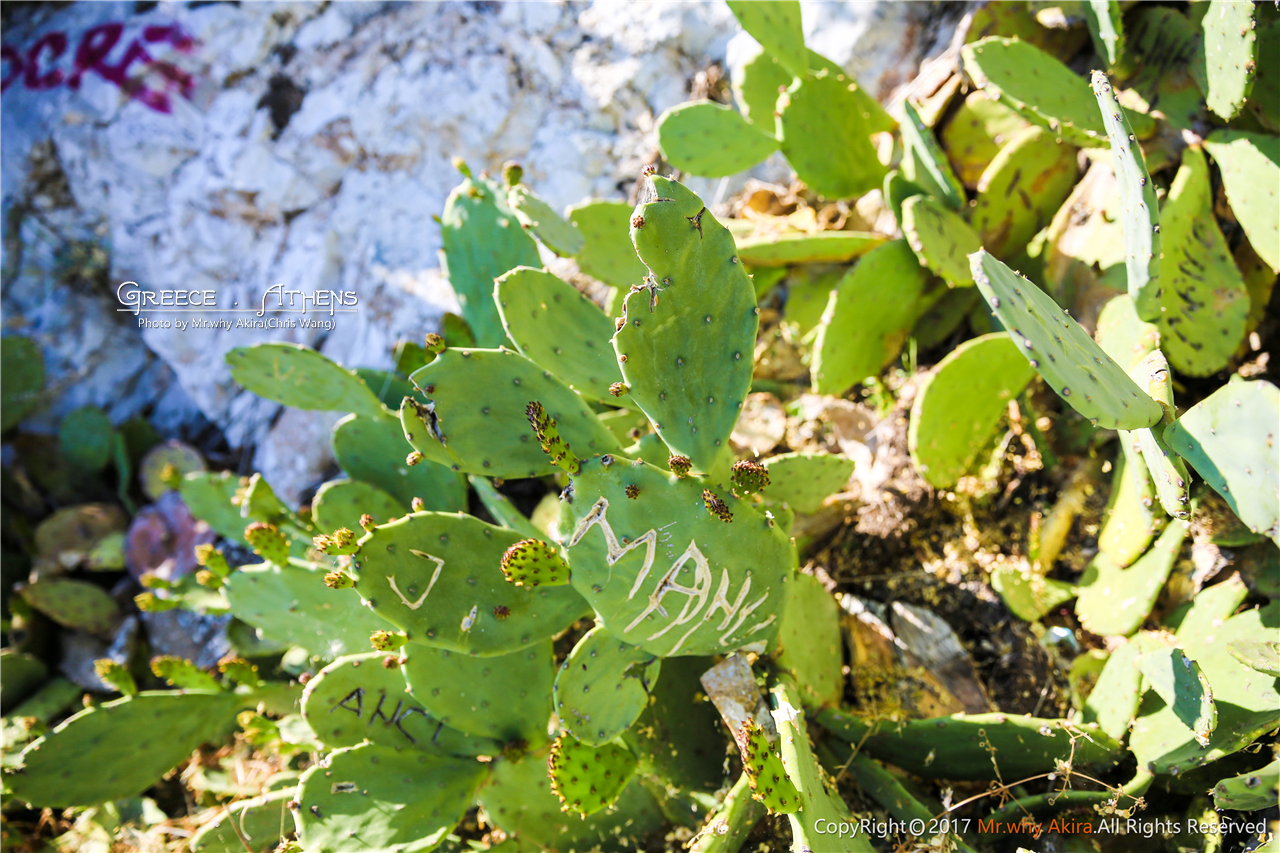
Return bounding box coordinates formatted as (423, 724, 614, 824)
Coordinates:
(24, 31, 67, 90)
(1, 45, 22, 93)
(68, 22, 123, 89)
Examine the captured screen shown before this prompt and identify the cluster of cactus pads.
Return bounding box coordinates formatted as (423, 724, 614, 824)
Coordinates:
(5, 1, 1279, 851)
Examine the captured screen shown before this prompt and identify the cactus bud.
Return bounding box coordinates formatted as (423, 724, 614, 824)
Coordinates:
(493, 605, 510, 619)
(134, 591, 179, 612)
(452, 156, 471, 178)
(526, 401, 580, 474)
(502, 160, 524, 188)
(314, 527, 358, 556)
(642, 164, 657, 177)
(609, 382, 628, 397)
(668, 455, 692, 478)
(194, 544, 231, 577)
(370, 630, 408, 651)
(382, 655, 399, 669)
(625, 484, 640, 499)
(731, 460, 770, 495)
(159, 462, 182, 489)
(703, 489, 733, 523)
(219, 655, 262, 688)
(501, 538, 571, 587)
(407, 451, 423, 466)
(630, 213, 645, 229)
(411, 497, 426, 512)
(196, 569, 222, 589)
(94, 659, 137, 696)
(424, 332, 445, 354)
(139, 573, 171, 589)
(324, 570, 354, 589)
(359, 514, 376, 532)
(245, 522, 289, 565)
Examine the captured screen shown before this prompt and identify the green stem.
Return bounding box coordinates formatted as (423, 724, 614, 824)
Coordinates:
(986, 768, 1154, 825)
(690, 772, 765, 853)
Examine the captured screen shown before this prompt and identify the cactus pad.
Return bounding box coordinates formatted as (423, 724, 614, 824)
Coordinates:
(507, 184, 584, 257)
(901, 196, 982, 287)
(909, 333, 1037, 488)
(656, 101, 779, 177)
(972, 125, 1078, 260)
(731, 41, 792, 126)
(618, 176, 756, 472)
(18, 579, 120, 636)
(189, 789, 291, 853)
(1081, 639, 1144, 741)
(1097, 447, 1162, 568)
(971, 250, 1163, 430)
(1121, 354, 1191, 519)
(1076, 518, 1188, 636)
(733, 230, 886, 267)
(554, 625, 661, 746)
(560, 456, 794, 656)
(1213, 759, 1280, 812)
(726, 1, 808, 77)
(150, 656, 221, 691)
(1191, 0, 1258, 120)
(402, 641, 554, 745)
(1137, 646, 1217, 747)
(312, 479, 404, 535)
(1164, 379, 1279, 547)
(547, 732, 638, 817)
(1203, 130, 1280, 274)
(226, 343, 386, 419)
(760, 453, 854, 514)
(501, 538, 571, 588)
(294, 742, 486, 853)
(939, 91, 1031, 190)
(567, 200, 649, 288)
(776, 70, 888, 199)
(899, 100, 965, 210)
(333, 413, 466, 512)
(1084, 0, 1125, 67)
(495, 267, 623, 402)
(403, 348, 621, 478)
(350, 512, 588, 655)
(772, 572, 842, 709)
(1226, 640, 1280, 677)
(733, 719, 799, 815)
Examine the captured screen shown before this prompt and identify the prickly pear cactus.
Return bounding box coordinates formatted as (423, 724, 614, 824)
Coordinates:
(902, 195, 982, 287)
(226, 343, 386, 420)
(760, 453, 854, 515)
(1203, 130, 1280, 274)
(776, 70, 888, 199)
(547, 733, 638, 817)
(1192, 0, 1258, 120)
(1076, 518, 1189, 636)
(971, 125, 1078, 260)
(554, 624, 661, 746)
(656, 101, 779, 178)
(898, 100, 965, 210)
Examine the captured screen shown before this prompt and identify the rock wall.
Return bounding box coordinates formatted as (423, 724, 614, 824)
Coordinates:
(1, 0, 949, 502)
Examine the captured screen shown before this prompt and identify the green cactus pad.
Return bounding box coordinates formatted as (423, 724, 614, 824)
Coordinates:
(971, 250, 1163, 430)
(507, 185, 584, 257)
(899, 100, 965, 210)
(1120, 354, 1191, 520)
(776, 70, 888, 199)
(618, 176, 756, 472)
(734, 719, 800, 815)
(731, 42, 792, 126)
(963, 37, 1154, 147)
(567, 200, 649, 288)
(1130, 600, 1280, 775)
(939, 91, 1031, 190)
(1081, 640, 1144, 742)
(501, 538, 571, 588)
(223, 563, 389, 659)
(818, 708, 1124, 781)
(554, 625, 661, 747)
(58, 406, 114, 472)
(333, 413, 467, 512)
(760, 452, 854, 515)
(150, 657, 222, 691)
(1076, 518, 1188, 636)
(312, 479, 405, 535)
(1164, 379, 1279, 547)
(1090, 71, 1163, 319)
(469, 476, 543, 540)
(1203, 130, 1280, 274)
(901, 196, 982, 287)
(547, 733, 638, 817)
(495, 267, 623, 402)
(294, 742, 486, 853)
(882, 169, 924, 226)
(560, 456, 794, 656)
(621, 655, 724, 790)
(9, 691, 241, 807)
(1, 335, 44, 431)
(138, 439, 205, 500)
(440, 172, 542, 348)
(726, 1, 808, 77)
(477, 748, 664, 851)
(990, 563, 1076, 622)
(1226, 640, 1280, 677)
(772, 572, 842, 710)
(771, 681, 873, 852)
(1150, 147, 1249, 375)
(656, 101, 779, 178)
(19, 578, 120, 636)
(1137, 646, 1217, 747)
(1097, 448, 1162, 568)
(0, 650, 48, 710)
(181, 471, 250, 542)
(225, 343, 386, 419)
(302, 652, 498, 756)
(350, 512, 588, 655)
(1084, 0, 1125, 67)
(188, 789, 291, 853)
(1093, 294, 1159, 371)
(402, 641, 554, 745)
(1191, 0, 1258, 120)
(908, 333, 1037, 488)
(403, 348, 621, 479)
(733, 230, 886, 267)
(1214, 759, 1280, 812)
(972, 125, 1077, 260)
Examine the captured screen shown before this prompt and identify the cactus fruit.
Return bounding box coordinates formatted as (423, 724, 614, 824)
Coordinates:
(402, 348, 620, 479)
(555, 625, 661, 746)
(656, 101, 780, 178)
(1076, 518, 1189, 637)
(899, 100, 965, 211)
(1137, 646, 1217, 747)
(507, 183, 584, 258)
(401, 642, 554, 744)
(226, 343, 386, 420)
(293, 742, 486, 853)
(908, 333, 1037, 488)
(495, 267, 623, 402)
(1203, 130, 1280, 274)
(332, 413, 466, 512)
(1191, 0, 1258, 120)
(901, 196, 982, 287)
(244, 522, 290, 565)
(18, 578, 120, 636)
(618, 177, 756, 472)
(501, 538, 571, 588)
(734, 719, 799, 815)
(776, 70, 888, 199)
(760, 453, 854, 515)
(729, 460, 769, 496)
(732, 230, 886, 267)
(970, 250, 1163, 430)
(1164, 379, 1280, 547)
(971, 125, 1078, 260)
(547, 733, 638, 817)
(8, 691, 243, 807)
(349, 512, 588, 656)
(566, 200, 649, 288)
(312, 480, 404, 535)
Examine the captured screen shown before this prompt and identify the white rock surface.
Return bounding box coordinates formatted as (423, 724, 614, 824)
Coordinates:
(2, 0, 946, 502)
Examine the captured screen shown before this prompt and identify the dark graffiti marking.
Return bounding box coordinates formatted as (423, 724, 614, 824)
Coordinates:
(333, 687, 432, 744)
